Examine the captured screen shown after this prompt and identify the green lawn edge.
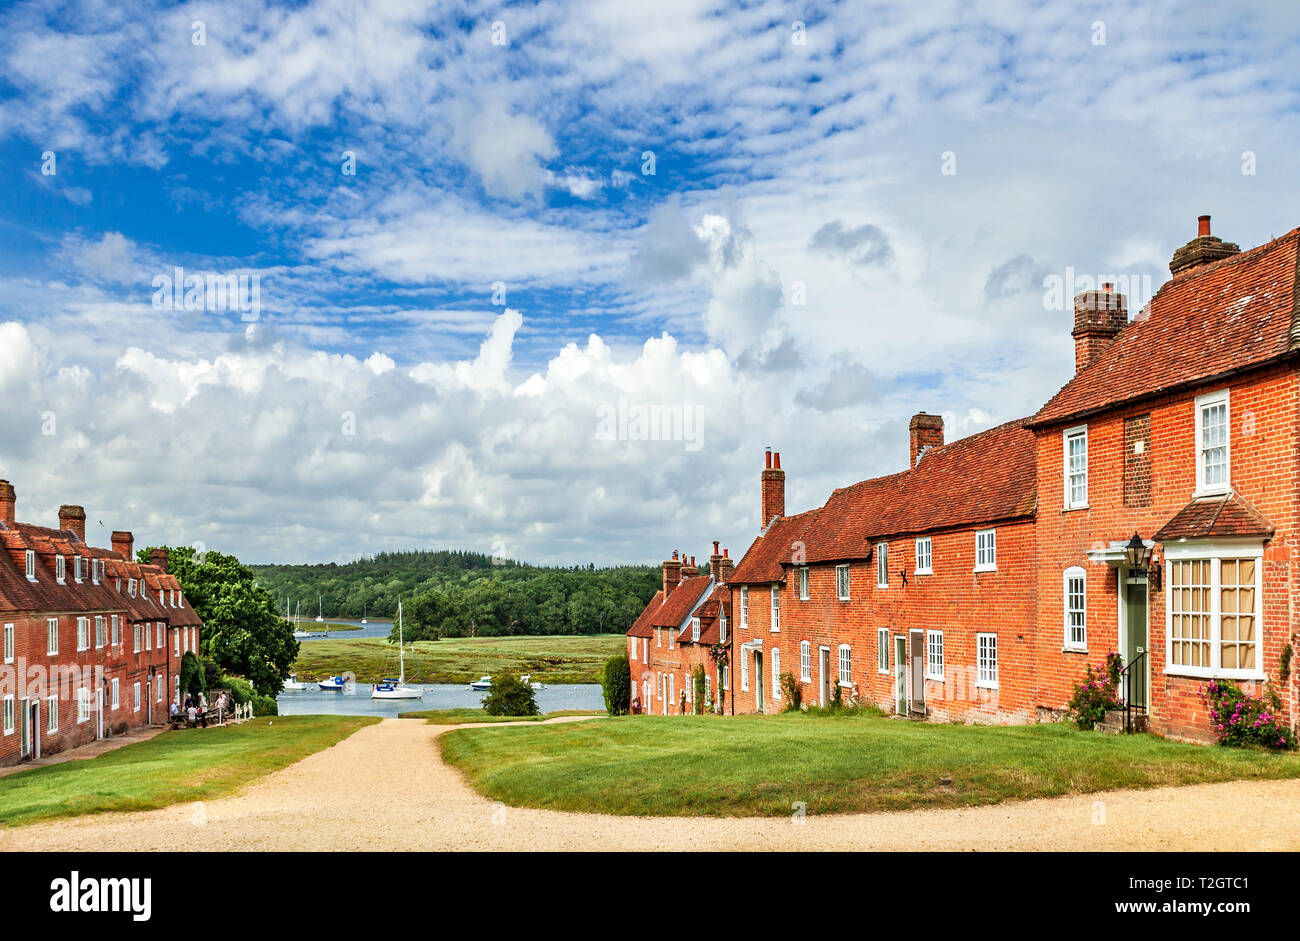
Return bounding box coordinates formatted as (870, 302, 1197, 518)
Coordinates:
(0, 714, 379, 829)
(439, 713, 1300, 818)
(399, 708, 608, 723)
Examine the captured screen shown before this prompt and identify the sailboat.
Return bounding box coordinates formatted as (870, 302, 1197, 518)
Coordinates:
(372, 600, 423, 700)
(361, 602, 368, 625)
(315, 595, 324, 623)
(292, 599, 313, 640)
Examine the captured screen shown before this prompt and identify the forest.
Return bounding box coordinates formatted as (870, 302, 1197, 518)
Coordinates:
(251, 550, 660, 638)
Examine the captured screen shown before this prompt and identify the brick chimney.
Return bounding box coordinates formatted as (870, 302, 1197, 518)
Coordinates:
(150, 547, 168, 574)
(715, 546, 734, 583)
(662, 550, 683, 597)
(59, 505, 86, 542)
(908, 413, 944, 467)
(112, 531, 134, 561)
(1072, 282, 1128, 372)
(761, 448, 785, 531)
(1170, 214, 1240, 278)
(0, 480, 14, 529)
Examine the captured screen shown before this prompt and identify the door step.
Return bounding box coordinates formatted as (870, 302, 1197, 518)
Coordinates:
(1097, 709, 1148, 734)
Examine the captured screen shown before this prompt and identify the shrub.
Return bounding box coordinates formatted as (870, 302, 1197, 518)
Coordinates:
(483, 673, 540, 717)
(692, 667, 707, 715)
(218, 673, 255, 705)
(251, 694, 278, 717)
(779, 672, 802, 712)
(1204, 680, 1296, 750)
(830, 681, 843, 710)
(802, 702, 884, 719)
(1066, 652, 1123, 730)
(179, 651, 206, 698)
(600, 654, 631, 716)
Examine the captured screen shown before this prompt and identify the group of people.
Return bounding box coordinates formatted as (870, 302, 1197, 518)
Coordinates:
(169, 690, 233, 728)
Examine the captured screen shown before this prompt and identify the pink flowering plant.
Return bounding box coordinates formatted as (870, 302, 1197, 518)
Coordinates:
(1202, 680, 1296, 750)
(1066, 652, 1124, 730)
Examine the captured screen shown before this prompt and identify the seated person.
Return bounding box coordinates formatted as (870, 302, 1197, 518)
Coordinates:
(186, 704, 198, 727)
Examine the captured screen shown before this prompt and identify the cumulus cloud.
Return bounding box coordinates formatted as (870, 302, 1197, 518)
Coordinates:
(809, 221, 893, 267)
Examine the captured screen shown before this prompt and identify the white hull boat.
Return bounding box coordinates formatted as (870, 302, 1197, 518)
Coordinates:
(372, 600, 423, 700)
(318, 675, 348, 691)
(520, 674, 546, 691)
(282, 674, 310, 691)
(470, 675, 492, 691)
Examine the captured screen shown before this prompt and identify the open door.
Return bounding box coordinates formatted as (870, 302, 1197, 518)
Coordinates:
(909, 629, 926, 716)
(818, 646, 830, 706)
(894, 635, 907, 715)
(18, 698, 30, 761)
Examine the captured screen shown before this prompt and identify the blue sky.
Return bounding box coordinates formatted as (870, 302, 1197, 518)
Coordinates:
(1, 0, 1299, 565)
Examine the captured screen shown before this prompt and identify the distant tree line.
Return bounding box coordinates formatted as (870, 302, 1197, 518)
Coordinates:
(250, 550, 660, 638)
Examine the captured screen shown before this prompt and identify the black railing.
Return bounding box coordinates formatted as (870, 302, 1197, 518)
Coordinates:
(1119, 650, 1148, 734)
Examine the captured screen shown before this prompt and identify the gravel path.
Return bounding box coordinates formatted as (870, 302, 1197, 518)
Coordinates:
(3, 717, 1297, 851)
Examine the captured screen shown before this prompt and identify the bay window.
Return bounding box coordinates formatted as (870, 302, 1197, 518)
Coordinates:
(1167, 548, 1262, 678)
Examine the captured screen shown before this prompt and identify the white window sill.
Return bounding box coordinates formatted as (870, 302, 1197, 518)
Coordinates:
(1063, 645, 1088, 654)
(926, 673, 944, 682)
(1193, 485, 1230, 500)
(877, 668, 890, 675)
(973, 565, 997, 574)
(876, 584, 888, 590)
(1063, 504, 1089, 512)
(1166, 667, 1266, 683)
(837, 681, 853, 688)
(976, 680, 999, 690)
(915, 569, 932, 576)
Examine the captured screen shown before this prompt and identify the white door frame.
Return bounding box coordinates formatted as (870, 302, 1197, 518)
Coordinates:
(818, 646, 830, 706)
(909, 628, 926, 716)
(96, 688, 104, 740)
(894, 635, 907, 715)
(1118, 566, 1152, 712)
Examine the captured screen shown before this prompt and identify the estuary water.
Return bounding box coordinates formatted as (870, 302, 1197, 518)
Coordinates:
(276, 682, 605, 718)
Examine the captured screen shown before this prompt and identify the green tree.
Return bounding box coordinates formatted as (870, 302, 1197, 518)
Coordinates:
(179, 651, 205, 698)
(601, 654, 631, 716)
(482, 673, 539, 716)
(145, 545, 298, 696)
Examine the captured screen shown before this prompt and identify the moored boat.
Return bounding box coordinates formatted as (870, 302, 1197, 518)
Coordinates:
(470, 675, 492, 691)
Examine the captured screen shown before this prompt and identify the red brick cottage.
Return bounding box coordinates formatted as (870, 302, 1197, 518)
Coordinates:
(0, 481, 202, 766)
(627, 216, 1300, 743)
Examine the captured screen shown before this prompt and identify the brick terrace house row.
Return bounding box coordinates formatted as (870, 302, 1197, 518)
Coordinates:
(627, 216, 1300, 743)
(0, 481, 203, 766)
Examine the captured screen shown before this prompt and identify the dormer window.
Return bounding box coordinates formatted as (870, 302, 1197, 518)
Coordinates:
(691, 617, 700, 643)
(128, 578, 137, 598)
(115, 578, 122, 592)
(56, 555, 66, 583)
(25, 550, 36, 581)
(719, 607, 727, 644)
(74, 555, 83, 583)
(92, 559, 101, 584)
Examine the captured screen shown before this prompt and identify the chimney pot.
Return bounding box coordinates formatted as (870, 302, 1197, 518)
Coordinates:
(765, 448, 772, 469)
(663, 552, 684, 597)
(773, 451, 781, 469)
(760, 448, 786, 531)
(723, 547, 729, 558)
(1171, 214, 1240, 277)
(713, 540, 720, 554)
(1198, 214, 1211, 237)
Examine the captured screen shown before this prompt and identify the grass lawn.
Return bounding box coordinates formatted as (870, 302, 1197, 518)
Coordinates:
(0, 715, 377, 828)
(440, 713, 1300, 817)
(398, 708, 607, 723)
(292, 633, 624, 684)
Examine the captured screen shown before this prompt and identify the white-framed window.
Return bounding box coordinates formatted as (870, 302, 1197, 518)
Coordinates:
(145, 621, 152, 650)
(134, 623, 142, 653)
(668, 624, 674, 649)
(915, 537, 932, 575)
(1195, 389, 1230, 495)
(77, 688, 89, 723)
(133, 682, 141, 712)
(836, 564, 850, 600)
(800, 640, 811, 682)
(76, 617, 88, 651)
(128, 578, 137, 597)
(740, 587, 749, 629)
(1166, 547, 1263, 679)
(630, 638, 637, 661)
(668, 673, 674, 703)
(797, 567, 809, 601)
(1064, 567, 1087, 651)
(926, 630, 944, 680)
(719, 607, 727, 644)
(877, 628, 889, 673)
(112, 615, 120, 647)
(770, 586, 780, 631)
(2, 695, 12, 734)
(1064, 425, 1088, 508)
(876, 544, 888, 587)
(25, 549, 36, 581)
(46, 696, 57, 732)
(656, 627, 661, 648)
(741, 649, 749, 691)
(95, 615, 105, 649)
(46, 617, 58, 655)
(691, 616, 700, 643)
(56, 555, 66, 583)
(111, 678, 119, 710)
(92, 559, 102, 584)
(2, 622, 12, 664)
(156, 680, 163, 702)
(74, 555, 83, 583)
(721, 664, 729, 691)
(837, 644, 852, 686)
(977, 633, 998, 688)
(975, 529, 997, 572)
(173, 628, 179, 656)
(772, 648, 781, 702)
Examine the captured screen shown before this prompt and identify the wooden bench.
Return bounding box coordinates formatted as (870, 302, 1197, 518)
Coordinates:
(168, 708, 223, 730)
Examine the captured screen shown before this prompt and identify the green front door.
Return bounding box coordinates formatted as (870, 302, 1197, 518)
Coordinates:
(1125, 581, 1148, 710)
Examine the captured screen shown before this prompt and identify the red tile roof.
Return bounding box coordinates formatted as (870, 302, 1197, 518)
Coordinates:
(1154, 491, 1275, 542)
(648, 574, 713, 628)
(678, 585, 731, 645)
(626, 589, 663, 638)
(1032, 228, 1300, 428)
(727, 420, 1037, 580)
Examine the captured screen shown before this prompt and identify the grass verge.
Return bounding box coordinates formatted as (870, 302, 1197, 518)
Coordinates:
(398, 708, 607, 723)
(440, 713, 1300, 817)
(0, 715, 377, 828)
